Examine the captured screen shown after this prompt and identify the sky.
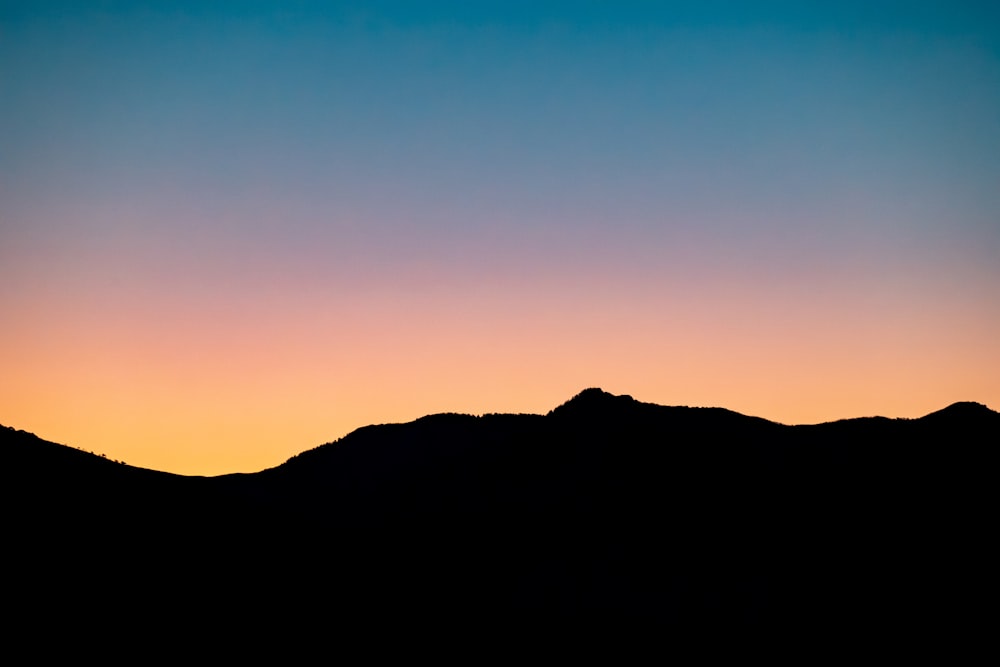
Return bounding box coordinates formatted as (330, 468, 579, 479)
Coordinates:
(2, 1, 999, 475)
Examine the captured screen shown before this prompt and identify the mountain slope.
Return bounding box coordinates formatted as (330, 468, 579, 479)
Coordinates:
(2, 389, 996, 642)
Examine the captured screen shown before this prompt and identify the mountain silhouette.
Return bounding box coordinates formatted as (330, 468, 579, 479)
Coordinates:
(2, 389, 996, 647)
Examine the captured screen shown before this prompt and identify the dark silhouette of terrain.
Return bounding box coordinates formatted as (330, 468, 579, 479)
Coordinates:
(3, 389, 996, 646)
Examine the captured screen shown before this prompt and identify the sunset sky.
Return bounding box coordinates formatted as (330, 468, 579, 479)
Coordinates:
(3, 1, 999, 475)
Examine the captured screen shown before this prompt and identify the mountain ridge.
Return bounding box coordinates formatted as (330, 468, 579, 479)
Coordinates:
(2, 388, 996, 644)
(2, 388, 996, 477)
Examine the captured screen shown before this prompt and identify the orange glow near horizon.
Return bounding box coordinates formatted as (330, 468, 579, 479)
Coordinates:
(3, 249, 998, 476)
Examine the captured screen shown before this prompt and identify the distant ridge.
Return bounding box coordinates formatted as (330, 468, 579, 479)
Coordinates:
(2, 389, 997, 646)
(2, 390, 996, 474)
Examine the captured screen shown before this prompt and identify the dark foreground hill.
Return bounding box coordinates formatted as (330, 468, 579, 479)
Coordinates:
(3, 389, 997, 646)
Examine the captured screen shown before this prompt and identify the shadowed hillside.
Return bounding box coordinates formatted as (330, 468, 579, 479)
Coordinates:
(3, 390, 996, 645)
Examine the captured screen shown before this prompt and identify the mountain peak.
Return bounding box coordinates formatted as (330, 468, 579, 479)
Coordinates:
(548, 388, 636, 416)
(920, 401, 997, 421)
(571, 387, 619, 402)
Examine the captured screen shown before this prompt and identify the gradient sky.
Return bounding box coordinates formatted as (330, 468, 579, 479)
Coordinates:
(3, 1, 999, 475)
